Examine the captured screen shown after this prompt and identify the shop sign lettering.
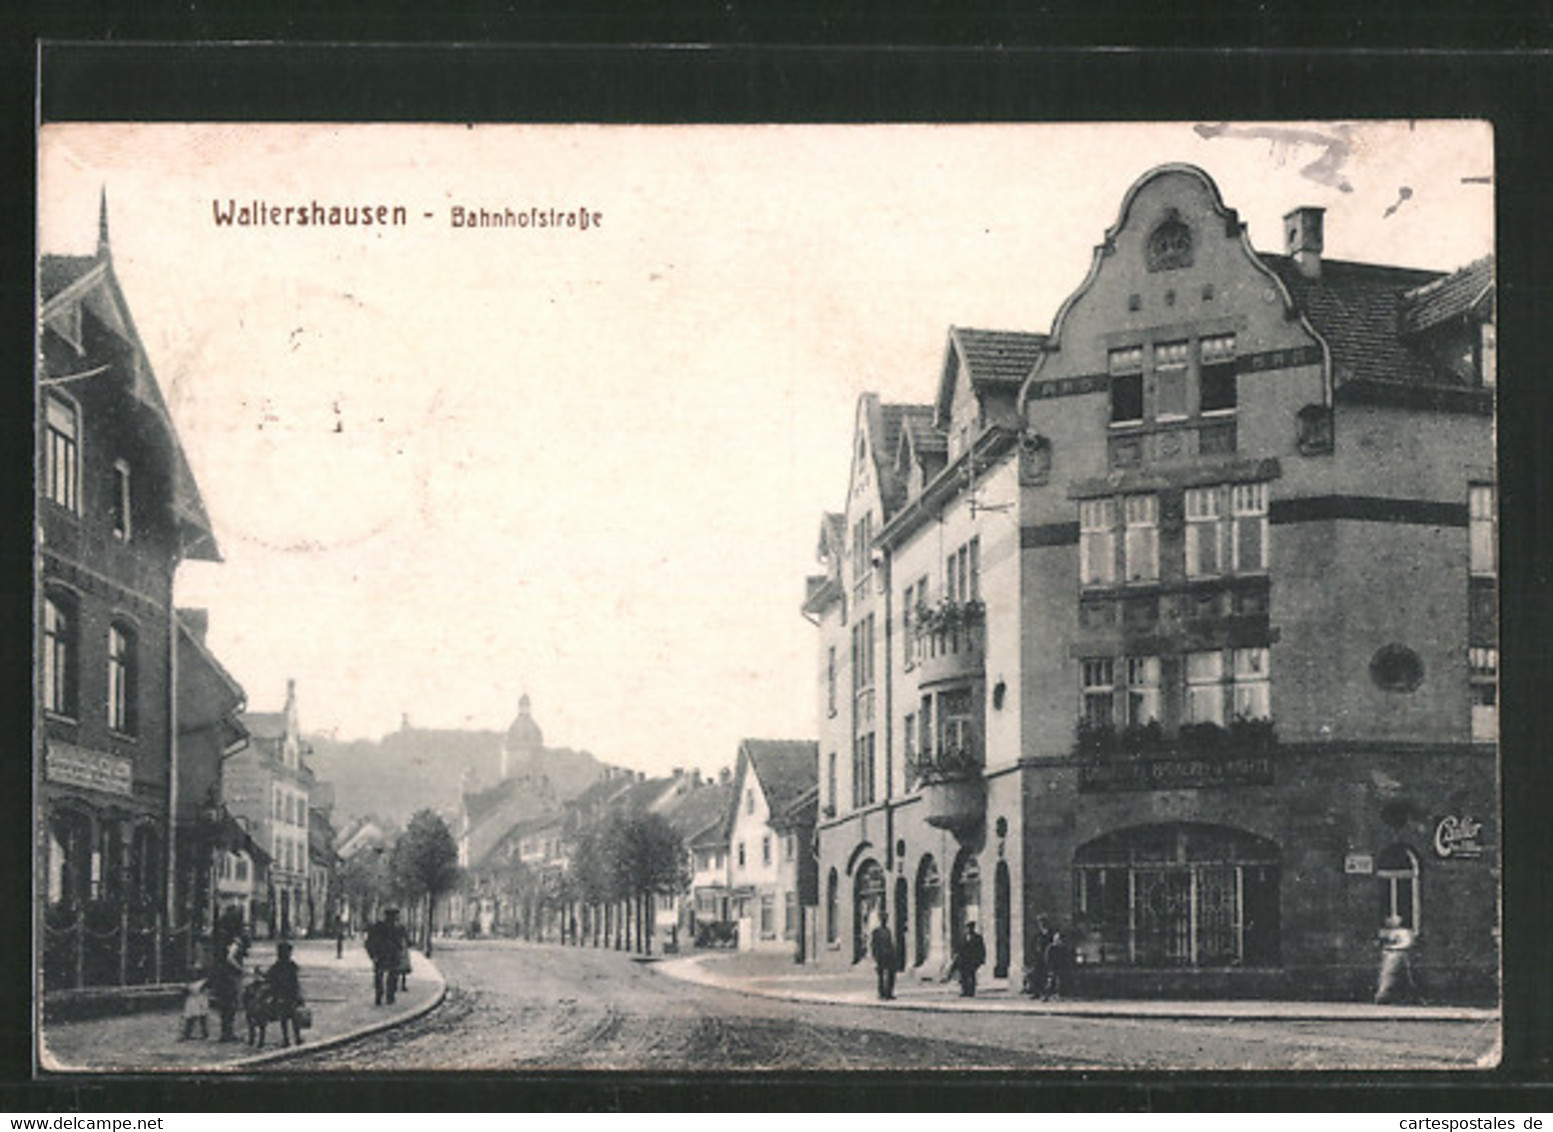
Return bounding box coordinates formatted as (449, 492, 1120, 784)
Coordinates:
(1433, 814, 1485, 859)
(1079, 754, 1273, 793)
(46, 742, 133, 797)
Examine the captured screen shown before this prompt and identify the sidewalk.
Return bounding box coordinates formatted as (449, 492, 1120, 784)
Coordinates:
(39, 938, 445, 1072)
(657, 950, 1499, 1023)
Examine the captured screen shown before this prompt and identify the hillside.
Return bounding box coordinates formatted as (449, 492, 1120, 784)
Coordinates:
(305, 725, 608, 827)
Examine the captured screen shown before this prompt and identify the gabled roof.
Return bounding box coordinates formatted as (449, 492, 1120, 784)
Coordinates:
(740, 739, 818, 819)
(40, 228, 220, 562)
(936, 328, 1048, 429)
(951, 327, 1049, 386)
(1401, 255, 1494, 336)
(817, 512, 845, 561)
(1260, 254, 1443, 385)
(663, 781, 734, 844)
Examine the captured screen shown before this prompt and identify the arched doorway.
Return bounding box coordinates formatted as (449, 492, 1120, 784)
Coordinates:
(914, 855, 941, 968)
(993, 861, 1011, 978)
(1377, 844, 1421, 931)
(893, 877, 908, 972)
(949, 849, 982, 945)
(852, 859, 886, 963)
(1074, 822, 1281, 967)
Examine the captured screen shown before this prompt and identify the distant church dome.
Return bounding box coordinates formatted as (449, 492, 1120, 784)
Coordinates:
(501, 694, 543, 779)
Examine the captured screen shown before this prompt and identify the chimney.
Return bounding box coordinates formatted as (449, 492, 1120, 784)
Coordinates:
(719, 767, 731, 786)
(1284, 206, 1325, 279)
(180, 608, 209, 645)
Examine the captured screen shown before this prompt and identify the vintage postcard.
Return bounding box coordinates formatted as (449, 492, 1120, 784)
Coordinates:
(34, 119, 1499, 1074)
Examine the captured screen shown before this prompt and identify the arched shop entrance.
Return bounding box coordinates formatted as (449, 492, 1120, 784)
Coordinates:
(852, 859, 886, 963)
(914, 855, 941, 968)
(949, 849, 982, 944)
(1073, 822, 1281, 968)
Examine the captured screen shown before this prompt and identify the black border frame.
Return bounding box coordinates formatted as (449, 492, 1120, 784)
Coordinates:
(10, 41, 1552, 1113)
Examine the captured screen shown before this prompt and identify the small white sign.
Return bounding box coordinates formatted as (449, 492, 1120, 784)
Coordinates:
(1344, 853, 1374, 875)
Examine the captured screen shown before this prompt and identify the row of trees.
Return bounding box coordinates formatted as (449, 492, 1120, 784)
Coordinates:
(335, 804, 691, 959)
(336, 808, 461, 955)
(467, 809, 688, 956)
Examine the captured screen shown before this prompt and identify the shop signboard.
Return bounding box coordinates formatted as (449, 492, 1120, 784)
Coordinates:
(1078, 754, 1273, 793)
(1433, 814, 1486, 859)
(45, 741, 133, 797)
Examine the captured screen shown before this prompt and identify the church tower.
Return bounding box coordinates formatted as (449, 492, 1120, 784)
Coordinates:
(500, 693, 544, 780)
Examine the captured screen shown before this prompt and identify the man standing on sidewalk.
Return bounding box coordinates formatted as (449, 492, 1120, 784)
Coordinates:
(366, 907, 409, 1006)
(869, 913, 897, 1000)
(948, 922, 986, 998)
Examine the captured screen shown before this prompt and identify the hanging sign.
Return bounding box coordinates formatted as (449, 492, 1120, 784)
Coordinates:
(1433, 814, 1485, 859)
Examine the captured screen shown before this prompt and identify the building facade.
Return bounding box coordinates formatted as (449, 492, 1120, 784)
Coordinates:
(38, 205, 231, 990)
(809, 164, 1497, 1001)
(229, 681, 316, 938)
(725, 740, 818, 954)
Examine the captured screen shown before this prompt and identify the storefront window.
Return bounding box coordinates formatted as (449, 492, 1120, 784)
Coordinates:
(1073, 823, 1280, 968)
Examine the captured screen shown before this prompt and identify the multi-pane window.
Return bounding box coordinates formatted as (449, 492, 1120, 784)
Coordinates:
(43, 593, 78, 717)
(1109, 346, 1144, 425)
(902, 711, 916, 772)
(852, 513, 873, 588)
(1123, 495, 1159, 582)
(1470, 485, 1496, 576)
(1124, 656, 1160, 726)
(826, 646, 837, 715)
(784, 891, 798, 939)
(1185, 651, 1226, 725)
(852, 733, 876, 808)
(1080, 499, 1117, 587)
(1199, 334, 1239, 414)
(760, 894, 775, 939)
(1153, 341, 1189, 420)
(1185, 483, 1268, 576)
(1186, 648, 1271, 725)
(761, 835, 772, 866)
(1185, 487, 1225, 577)
(1470, 646, 1498, 742)
(901, 583, 916, 668)
(1231, 647, 1271, 720)
(111, 460, 132, 540)
(826, 751, 837, 811)
(1231, 484, 1268, 572)
(108, 623, 136, 735)
(45, 395, 80, 513)
(1081, 658, 1115, 729)
(945, 538, 980, 604)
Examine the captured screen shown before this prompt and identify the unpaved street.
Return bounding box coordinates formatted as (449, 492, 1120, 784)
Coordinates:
(280, 939, 1498, 1072)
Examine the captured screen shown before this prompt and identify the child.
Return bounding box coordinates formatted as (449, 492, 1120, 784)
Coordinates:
(180, 972, 210, 1040)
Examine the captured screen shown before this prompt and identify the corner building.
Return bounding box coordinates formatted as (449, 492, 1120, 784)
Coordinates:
(807, 164, 1497, 1001)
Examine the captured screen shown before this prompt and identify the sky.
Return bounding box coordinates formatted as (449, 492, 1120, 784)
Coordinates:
(37, 121, 1493, 777)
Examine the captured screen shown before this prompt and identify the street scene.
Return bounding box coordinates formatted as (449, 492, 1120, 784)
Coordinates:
(35, 121, 1498, 1074)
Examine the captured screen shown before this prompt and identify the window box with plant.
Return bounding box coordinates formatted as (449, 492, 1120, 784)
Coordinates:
(1074, 716, 1276, 759)
(915, 598, 986, 684)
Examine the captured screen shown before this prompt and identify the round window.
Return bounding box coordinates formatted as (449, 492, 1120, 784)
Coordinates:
(1370, 645, 1425, 692)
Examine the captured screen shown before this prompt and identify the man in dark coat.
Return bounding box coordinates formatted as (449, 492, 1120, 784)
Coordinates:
(1024, 915, 1053, 997)
(869, 913, 898, 1000)
(365, 908, 409, 1005)
(950, 922, 987, 997)
(1043, 929, 1075, 1000)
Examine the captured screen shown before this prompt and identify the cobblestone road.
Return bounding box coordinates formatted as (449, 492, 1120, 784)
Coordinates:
(279, 938, 1499, 1072)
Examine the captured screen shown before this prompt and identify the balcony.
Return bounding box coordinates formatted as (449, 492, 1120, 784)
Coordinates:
(909, 744, 986, 832)
(914, 601, 985, 688)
